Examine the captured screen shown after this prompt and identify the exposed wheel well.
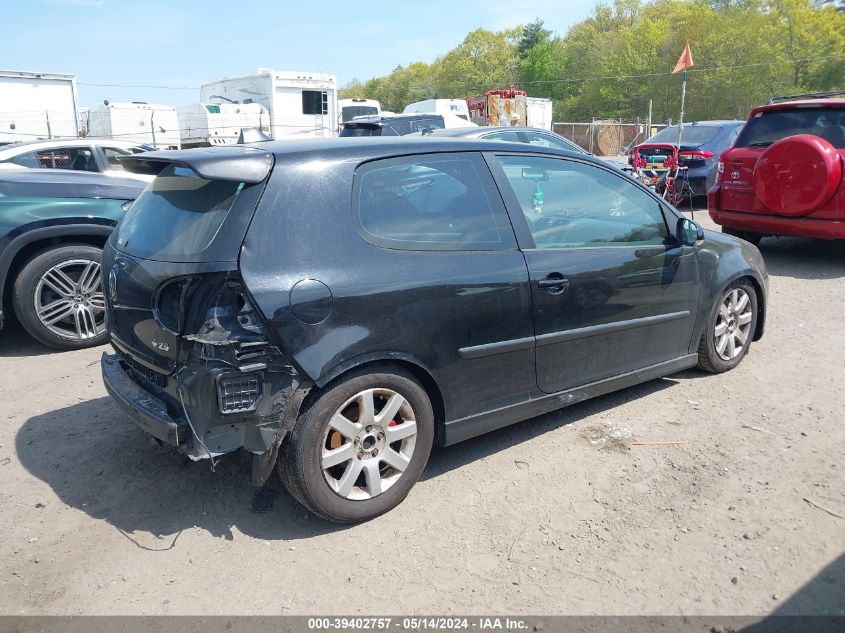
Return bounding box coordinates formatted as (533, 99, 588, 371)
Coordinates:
(298, 359, 447, 442)
(738, 274, 766, 341)
(2, 235, 107, 318)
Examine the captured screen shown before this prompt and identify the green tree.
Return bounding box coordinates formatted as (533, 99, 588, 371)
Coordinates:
(518, 19, 553, 59)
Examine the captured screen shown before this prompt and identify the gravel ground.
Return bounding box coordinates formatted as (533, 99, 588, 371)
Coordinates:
(0, 211, 843, 616)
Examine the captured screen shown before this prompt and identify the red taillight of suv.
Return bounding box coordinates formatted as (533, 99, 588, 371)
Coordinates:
(679, 150, 715, 160)
(714, 158, 725, 185)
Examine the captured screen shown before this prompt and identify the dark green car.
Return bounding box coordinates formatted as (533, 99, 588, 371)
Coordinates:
(0, 169, 145, 349)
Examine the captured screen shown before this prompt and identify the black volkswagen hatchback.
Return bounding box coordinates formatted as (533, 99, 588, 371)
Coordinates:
(102, 138, 767, 523)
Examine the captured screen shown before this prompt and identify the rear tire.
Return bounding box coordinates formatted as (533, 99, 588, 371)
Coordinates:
(279, 366, 434, 523)
(697, 280, 758, 374)
(13, 244, 107, 350)
(722, 226, 762, 246)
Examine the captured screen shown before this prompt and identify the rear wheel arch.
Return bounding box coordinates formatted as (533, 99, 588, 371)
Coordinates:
(306, 356, 447, 441)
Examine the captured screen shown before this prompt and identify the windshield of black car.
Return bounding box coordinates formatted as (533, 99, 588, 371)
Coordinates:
(342, 106, 379, 122)
(114, 163, 262, 262)
(734, 107, 845, 149)
(646, 125, 721, 145)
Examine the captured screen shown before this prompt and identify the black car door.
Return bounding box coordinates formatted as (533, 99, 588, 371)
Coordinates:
(487, 152, 700, 394)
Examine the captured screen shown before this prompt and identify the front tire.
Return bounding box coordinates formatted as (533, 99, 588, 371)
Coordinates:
(13, 244, 107, 350)
(279, 367, 434, 523)
(697, 281, 758, 373)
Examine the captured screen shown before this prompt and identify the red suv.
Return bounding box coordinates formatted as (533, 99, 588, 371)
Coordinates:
(709, 92, 845, 244)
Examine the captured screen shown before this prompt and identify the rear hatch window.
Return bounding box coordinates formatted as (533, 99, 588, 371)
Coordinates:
(114, 163, 265, 262)
(646, 125, 721, 146)
(340, 125, 382, 137)
(735, 107, 845, 149)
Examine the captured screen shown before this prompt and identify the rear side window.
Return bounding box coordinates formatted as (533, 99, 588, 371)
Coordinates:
(12, 147, 97, 171)
(354, 153, 515, 251)
(735, 108, 845, 149)
(115, 164, 264, 262)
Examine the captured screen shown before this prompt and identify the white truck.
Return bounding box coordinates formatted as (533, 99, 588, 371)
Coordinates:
(87, 101, 181, 149)
(199, 69, 337, 139)
(0, 70, 79, 145)
(526, 97, 554, 131)
(177, 102, 270, 147)
(403, 99, 470, 122)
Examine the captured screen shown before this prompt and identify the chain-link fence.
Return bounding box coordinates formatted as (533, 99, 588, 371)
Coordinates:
(553, 120, 667, 156)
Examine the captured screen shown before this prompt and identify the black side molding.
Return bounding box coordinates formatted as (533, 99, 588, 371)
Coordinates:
(458, 336, 535, 360)
(535, 311, 690, 347)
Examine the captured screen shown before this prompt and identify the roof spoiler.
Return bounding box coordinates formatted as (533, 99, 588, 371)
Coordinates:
(118, 147, 273, 183)
(768, 90, 845, 104)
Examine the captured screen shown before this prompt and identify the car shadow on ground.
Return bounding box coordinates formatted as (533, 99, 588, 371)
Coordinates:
(17, 378, 676, 539)
(738, 553, 845, 630)
(0, 320, 60, 358)
(756, 237, 845, 280)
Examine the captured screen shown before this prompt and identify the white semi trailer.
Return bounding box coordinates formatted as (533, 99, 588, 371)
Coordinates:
(88, 101, 181, 149)
(199, 69, 337, 139)
(0, 70, 79, 145)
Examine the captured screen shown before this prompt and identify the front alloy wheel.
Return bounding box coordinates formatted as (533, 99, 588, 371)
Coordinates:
(713, 287, 753, 361)
(697, 280, 758, 373)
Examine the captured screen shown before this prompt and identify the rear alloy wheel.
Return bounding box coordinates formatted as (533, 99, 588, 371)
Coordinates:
(13, 244, 107, 350)
(697, 281, 758, 373)
(280, 367, 434, 523)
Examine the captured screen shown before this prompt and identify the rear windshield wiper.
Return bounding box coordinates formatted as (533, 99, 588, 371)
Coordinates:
(745, 141, 773, 148)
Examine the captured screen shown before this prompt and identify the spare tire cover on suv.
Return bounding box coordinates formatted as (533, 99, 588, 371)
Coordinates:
(752, 134, 842, 216)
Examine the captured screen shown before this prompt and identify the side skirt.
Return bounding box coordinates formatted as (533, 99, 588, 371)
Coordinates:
(442, 354, 698, 445)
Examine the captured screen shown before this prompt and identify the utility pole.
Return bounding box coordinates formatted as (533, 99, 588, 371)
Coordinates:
(150, 109, 156, 148)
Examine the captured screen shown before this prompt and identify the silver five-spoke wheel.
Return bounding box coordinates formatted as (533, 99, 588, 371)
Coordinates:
(714, 287, 752, 361)
(34, 258, 105, 341)
(321, 388, 418, 500)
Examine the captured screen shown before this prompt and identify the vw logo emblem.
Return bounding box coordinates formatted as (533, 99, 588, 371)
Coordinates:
(108, 266, 118, 302)
(731, 170, 740, 180)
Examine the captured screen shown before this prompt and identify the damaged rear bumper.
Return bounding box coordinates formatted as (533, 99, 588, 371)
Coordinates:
(101, 345, 309, 484)
(102, 352, 184, 447)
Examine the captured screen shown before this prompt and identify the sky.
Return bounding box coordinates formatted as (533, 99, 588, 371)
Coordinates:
(0, 0, 598, 109)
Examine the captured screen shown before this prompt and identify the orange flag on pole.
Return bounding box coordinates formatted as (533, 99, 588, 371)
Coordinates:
(672, 43, 694, 74)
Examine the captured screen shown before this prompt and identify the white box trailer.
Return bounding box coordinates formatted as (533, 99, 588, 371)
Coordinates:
(526, 97, 553, 131)
(403, 99, 470, 121)
(199, 69, 337, 139)
(178, 102, 270, 147)
(0, 70, 79, 145)
(88, 101, 181, 149)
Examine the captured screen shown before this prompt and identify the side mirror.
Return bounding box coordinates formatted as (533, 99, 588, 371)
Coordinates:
(677, 217, 704, 246)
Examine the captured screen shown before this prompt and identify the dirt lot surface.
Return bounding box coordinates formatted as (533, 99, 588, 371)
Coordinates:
(0, 212, 843, 616)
